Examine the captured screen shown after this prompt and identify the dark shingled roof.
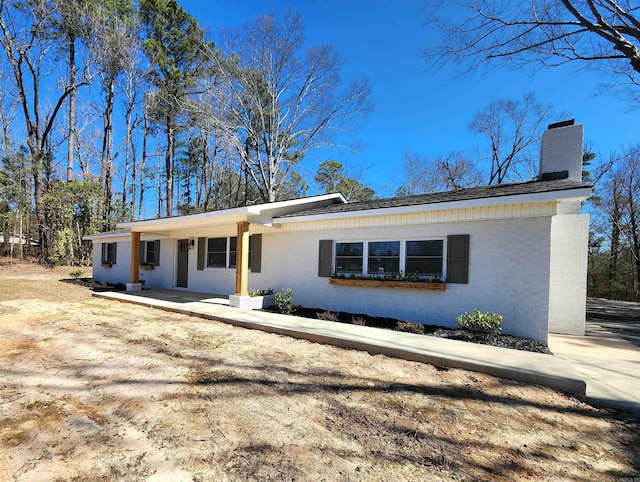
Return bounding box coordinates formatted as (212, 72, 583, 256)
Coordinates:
(279, 178, 590, 218)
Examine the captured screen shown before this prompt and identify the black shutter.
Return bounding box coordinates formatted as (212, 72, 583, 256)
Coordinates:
(447, 235, 469, 284)
(112, 243, 117, 264)
(197, 237, 205, 270)
(101, 243, 106, 264)
(318, 240, 333, 277)
(154, 240, 161, 266)
(140, 240, 144, 264)
(251, 234, 262, 273)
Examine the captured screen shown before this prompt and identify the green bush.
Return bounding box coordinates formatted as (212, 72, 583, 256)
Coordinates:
(69, 269, 83, 280)
(456, 309, 502, 334)
(274, 288, 294, 314)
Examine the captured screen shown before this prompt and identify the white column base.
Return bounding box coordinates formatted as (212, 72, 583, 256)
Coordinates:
(126, 282, 143, 292)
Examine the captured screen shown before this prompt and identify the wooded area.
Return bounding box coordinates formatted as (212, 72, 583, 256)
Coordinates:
(0, 1, 370, 265)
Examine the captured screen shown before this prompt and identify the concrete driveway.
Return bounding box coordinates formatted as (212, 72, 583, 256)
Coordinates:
(548, 298, 640, 415)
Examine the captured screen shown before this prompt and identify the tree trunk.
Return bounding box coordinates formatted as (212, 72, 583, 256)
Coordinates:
(101, 77, 115, 230)
(608, 178, 621, 298)
(139, 116, 148, 220)
(165, 118, 174, 217)
(67, 37, 76, 182)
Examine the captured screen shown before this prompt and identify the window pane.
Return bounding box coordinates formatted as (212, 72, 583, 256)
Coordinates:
(407, 240, 443, 257)
(406, 258, 443, 276)
(145, 242, 155, 263)
(335, 257, 363, 273)
(105, 243, 115, 263)
(208, 237, 226, 252)
(336, 242, 362, 256)
(369, 241, 399, 257)
(369, 258, 400, 274)
(207, 252, 226, 268)
(229, 236, 237, 269)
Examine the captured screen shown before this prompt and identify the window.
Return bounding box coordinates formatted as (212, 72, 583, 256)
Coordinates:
(141, 240, 160, 266)
(406, 240, 443, 276)
(102, 242, 116, 265)
(207, 236, 254, 269)
(368, 241, 400, 274)
(332, 239, 445, 278)
(207, 237, 227, 268)
(335, 242, 363, 274)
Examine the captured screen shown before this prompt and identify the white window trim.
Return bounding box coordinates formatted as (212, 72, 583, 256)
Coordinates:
(334, 238, 447, 279)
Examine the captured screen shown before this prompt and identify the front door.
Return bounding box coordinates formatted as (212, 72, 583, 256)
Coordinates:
(176, 239, 189, 288)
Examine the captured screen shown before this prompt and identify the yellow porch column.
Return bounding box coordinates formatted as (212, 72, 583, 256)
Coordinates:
(130, 231, 141, 283)
(235, 221, 250, 296)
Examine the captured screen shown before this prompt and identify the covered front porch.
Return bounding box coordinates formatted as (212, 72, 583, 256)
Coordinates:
(126, 221, 255, 307)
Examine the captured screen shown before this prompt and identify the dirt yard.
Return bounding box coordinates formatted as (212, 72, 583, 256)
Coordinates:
(0, 261, 639, 481)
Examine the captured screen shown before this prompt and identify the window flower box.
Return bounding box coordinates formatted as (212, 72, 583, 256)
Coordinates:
(329, 278, 445, 291)
(140, 263, 155, 270)
(101, 262, 113, 268)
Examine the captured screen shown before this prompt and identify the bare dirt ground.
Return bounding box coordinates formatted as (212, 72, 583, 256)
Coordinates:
(1, 260, 639, 481)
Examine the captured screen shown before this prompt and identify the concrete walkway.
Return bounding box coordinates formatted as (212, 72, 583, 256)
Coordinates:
(549, 323, 640, 414)
(93, 290, 586, 398)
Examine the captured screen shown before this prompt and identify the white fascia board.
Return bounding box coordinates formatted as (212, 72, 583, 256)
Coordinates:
(83, 232, 171, 242)
(115, 193, 347, 231)
(117, 207, 252, 231)
(274, 187, 592, 224)
(83, 232, 131, 242)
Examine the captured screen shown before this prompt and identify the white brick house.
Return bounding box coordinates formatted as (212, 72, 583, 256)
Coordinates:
(86, 122, 591, 343)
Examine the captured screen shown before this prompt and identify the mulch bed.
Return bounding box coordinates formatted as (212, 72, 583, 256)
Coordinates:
(282, 306, 551, 354)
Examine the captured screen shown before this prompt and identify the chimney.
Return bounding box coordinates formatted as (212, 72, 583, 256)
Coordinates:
(539, 119, 584, 182)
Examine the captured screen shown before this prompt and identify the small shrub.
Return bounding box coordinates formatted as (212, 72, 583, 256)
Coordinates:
(456, 309, 502, 334)
(69, 269, 83, 280)
(317, 310, 339, 322)
(274, 288, 294, 314)
(352, 316, 367, 326)
(396, 321, 425, 334)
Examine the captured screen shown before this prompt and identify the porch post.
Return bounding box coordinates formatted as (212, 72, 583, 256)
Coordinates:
(235, 221, 250, 296)
(130, 231, 140, 283)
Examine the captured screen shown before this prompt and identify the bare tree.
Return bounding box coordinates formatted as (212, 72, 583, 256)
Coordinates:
(90, 0, 138, 228)
(427, 0, 640, 103)
(470, 93, 555, 184)
(0, 1, 82, 257)
(399, 149, 482, 195)
(193, 11, 371, 203)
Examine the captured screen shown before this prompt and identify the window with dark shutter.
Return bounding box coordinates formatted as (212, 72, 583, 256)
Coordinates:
(446, 235, 469, 284)
(102, 242, 116, 265)
(318, 240, 333, 277)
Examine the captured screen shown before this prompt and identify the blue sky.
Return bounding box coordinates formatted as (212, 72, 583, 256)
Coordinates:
(182, 0, 640, 197)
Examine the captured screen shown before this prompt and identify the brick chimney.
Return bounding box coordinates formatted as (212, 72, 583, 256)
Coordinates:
(539, 119, 584, 182)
